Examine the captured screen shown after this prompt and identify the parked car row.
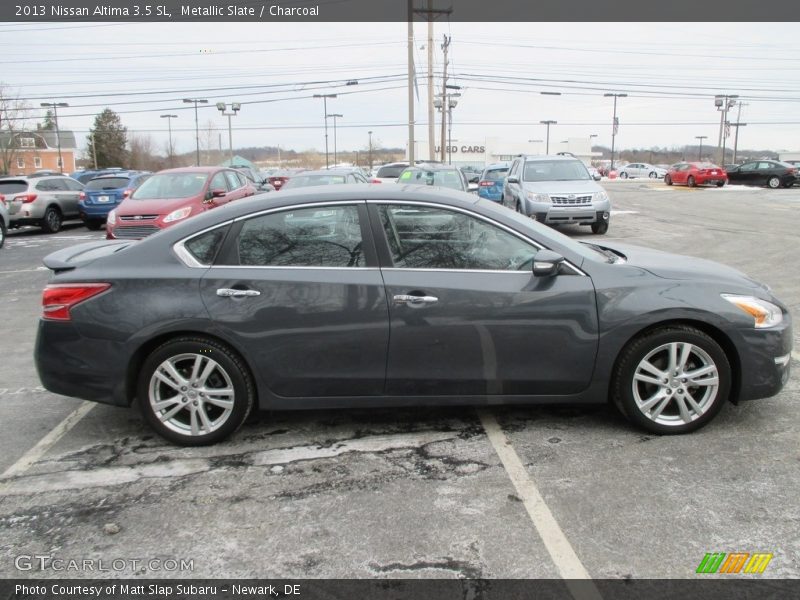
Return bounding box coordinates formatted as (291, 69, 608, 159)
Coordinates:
(662, 159, 799, 189)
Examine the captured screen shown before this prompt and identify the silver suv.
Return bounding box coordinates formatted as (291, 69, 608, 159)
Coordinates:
(502, 155, 611, 234)
(0, 175, 84, 233)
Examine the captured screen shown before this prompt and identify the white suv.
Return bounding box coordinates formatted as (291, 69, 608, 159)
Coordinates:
(502, 155, 611, 234)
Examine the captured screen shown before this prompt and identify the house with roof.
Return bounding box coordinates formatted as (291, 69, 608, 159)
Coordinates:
(0, 129, 77, 175)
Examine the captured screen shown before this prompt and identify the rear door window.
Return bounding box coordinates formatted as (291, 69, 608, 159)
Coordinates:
(0, 181, 29, 194)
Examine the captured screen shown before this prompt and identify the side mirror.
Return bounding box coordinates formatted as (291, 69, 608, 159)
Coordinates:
(211, 188, 227, 198)
(507, 176, 519, 184)
(532, 249, 565, 277)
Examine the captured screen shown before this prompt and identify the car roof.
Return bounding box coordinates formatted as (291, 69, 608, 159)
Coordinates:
(292, 169, 356, 176)
(519, 154, 583, 162)
(156, 167, 230, 174)
(483, 162, 511, 170)
(402, 163, 460, 171)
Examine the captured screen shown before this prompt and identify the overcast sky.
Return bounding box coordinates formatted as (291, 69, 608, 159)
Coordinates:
(2, 21, 799, 159)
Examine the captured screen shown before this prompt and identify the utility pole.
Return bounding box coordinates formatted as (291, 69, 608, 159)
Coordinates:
(160, 114, 177, 167)
(695, 135, 707, 161)
(40, 102, 68, 173)
(313, 94, 337, 168)
(604, 93, 627, 170)
(715, 94, 738, 165)
(327, 113, 342, 165)
(407, 0, 415, 165)
(440, 35, 450, 162)
(368, 130, 373, 169)
(540, 120, 557, 154)
(427, 5, 434, 161)
(183, 98, 208, 166)
(216, 102, 241, 164)
(731, 101, 748, 164)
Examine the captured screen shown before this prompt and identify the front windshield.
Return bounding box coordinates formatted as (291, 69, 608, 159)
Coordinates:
(132, 173, 209, 200)
(523, 160, 590, 182)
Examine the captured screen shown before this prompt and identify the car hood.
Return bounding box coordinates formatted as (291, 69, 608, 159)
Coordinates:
(116, 197, 199, 215)
(521, 180, 603, 194)
(598, 242, 767, 290)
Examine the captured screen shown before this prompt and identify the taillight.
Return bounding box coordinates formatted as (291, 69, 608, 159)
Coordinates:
(79, 192, 86, 200)
(788, 168, 797, 175)
(15, 194, 37, 203)
(42, 283, 111, 321)
(479, 181, 493, 186)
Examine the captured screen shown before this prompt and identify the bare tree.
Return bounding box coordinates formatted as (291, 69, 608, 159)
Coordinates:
(128, 133, 169, 171)
(199, 119, 220, 166)
(0, 83, 32, 175)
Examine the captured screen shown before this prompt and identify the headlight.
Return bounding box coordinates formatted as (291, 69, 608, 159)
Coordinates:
(525, 191, 550, 203)
(595, 191, 609, 203)
(164, 206, 192, 223)
(107, 210, 116, 225)
(721, 294, 783, 329)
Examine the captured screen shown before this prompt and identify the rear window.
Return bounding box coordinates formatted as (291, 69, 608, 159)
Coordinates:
(482, 168, 509, 181)
(399, 169, 464, 191)
(282, 175, 346, 189)
(0, 181, 29, 194)
(85, 177, 130, 190)
(376, 165, 407, 179)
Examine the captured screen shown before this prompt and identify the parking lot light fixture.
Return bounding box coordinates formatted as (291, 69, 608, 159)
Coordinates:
(604, 93, 627, 170)
(313, 94, 337, 168)
(217, 102, 241, 164)
(539, 120, 556, 154)
(183, 98, 208, 166)
(40, 102, 68, 173)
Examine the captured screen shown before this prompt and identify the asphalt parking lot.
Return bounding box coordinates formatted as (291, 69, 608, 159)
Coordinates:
(0, 180, 798, 580)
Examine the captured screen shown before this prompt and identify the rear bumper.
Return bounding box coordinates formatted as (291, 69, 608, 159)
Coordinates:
(79, 201, 117, 220)
(696, 175, 727, 186)
(35, 320, 130, 407)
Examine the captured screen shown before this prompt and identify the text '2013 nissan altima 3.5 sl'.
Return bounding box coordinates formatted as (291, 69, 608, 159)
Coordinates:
(35, 185, 792, 445)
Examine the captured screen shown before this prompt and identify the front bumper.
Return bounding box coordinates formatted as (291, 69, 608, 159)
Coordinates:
(527, 198, 611, 225)
(735, 318, 793, 401)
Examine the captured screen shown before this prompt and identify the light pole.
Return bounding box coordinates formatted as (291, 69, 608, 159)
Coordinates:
(604, 93, 627, 170)
(160, 114, 178, 167)
(714, 94, 738, 165)
(313, 94, 337, 168)
(368, 130, 373, 170)
(447, 96, 460, 164)
(326, 114, 343, 166)
(216, 102, 241, 164)
(528, 139, 543, 155)
(695, 135, 707, 161)
(539, 120, 556, 154)
(40, 102, 68, 173)
(730, 122, 747, 164)
(183, 98, 208, 166)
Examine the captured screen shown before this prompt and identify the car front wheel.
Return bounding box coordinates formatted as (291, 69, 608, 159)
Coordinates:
(612, 326, 731, 435)
(138, 337, 254, 445)
(619, 172, 629, 179)
(687, 176, 696, 188)
(767, 176, 781, 189)
(591, 220, 608, 234)
(664, 175, 672, 186)
(649, 171, 658, 179)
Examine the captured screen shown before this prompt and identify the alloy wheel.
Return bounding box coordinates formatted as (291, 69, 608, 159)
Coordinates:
(148, 353, 235, 436)
(631, 342, 719, 427)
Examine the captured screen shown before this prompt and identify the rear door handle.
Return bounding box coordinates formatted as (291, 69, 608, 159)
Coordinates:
(217, 288, 261, 297)
(393, 294, 438, 305)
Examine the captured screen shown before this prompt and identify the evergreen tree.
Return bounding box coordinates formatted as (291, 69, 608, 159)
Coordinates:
(40, 110, 57, 130)
(87, 108, 128, 168)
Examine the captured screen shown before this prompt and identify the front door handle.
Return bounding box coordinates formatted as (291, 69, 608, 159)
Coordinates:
(393, 294, 438, 305)
(217, 288, 261, 297)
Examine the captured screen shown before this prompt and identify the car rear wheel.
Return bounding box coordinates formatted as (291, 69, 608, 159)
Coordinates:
(687, 176, 696, 188)
(611, 326, 730, 435)
(767, 176, 781, 189)
(649, 171, 658, 179)
(620, 172, 629, 179)
(41, 206, 62, 234)
(138, 337, 254, 446)
(664, 174, 672, 186)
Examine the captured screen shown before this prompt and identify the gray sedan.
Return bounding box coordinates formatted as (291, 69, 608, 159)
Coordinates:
(34, 185, 792, 445)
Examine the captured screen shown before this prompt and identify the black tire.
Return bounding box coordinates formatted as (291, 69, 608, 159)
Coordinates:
(515, 200, 523, 214)
(767, 176, 780, 189)
(687, 176, 696, 188)
(716, 181, 725, 187)
(620, 172, 629, 179)
(138, 336, 254, 446)
(611, 326, 731, 435)
(41, 206, 62, 234)
(648, 171, 658, 179)
(591, 220, 609, 235)
(84, 220, 104, 231)
(0, 219, 6, 248)
(665, 174, 672, 186)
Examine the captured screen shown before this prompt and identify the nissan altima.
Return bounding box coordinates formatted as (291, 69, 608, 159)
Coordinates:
(34, 186, 792, 445)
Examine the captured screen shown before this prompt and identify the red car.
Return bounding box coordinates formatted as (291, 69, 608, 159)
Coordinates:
(106, 167, 256, 240)
(665, 162, 727, 187)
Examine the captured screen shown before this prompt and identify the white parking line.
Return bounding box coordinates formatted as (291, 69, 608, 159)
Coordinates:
(0, 401, 95, 481)
(478, 409, 602, 598)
